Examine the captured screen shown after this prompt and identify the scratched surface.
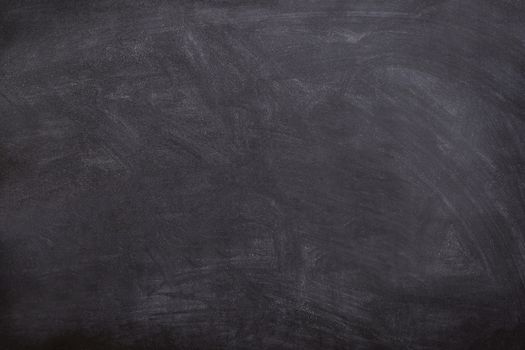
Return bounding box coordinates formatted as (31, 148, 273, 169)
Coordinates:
(1, 0, 525, 349)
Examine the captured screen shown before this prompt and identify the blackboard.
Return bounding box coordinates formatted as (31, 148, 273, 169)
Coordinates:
(1, 1, 525, 349)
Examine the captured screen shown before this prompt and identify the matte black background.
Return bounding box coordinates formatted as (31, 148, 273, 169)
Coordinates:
(1, 1, 525, 349)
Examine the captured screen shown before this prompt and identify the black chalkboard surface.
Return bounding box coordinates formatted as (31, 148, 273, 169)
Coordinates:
(1, 1, 525, 349)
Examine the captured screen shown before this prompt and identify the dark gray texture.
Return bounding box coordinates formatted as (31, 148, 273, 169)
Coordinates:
(1, 0, 525, 349)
